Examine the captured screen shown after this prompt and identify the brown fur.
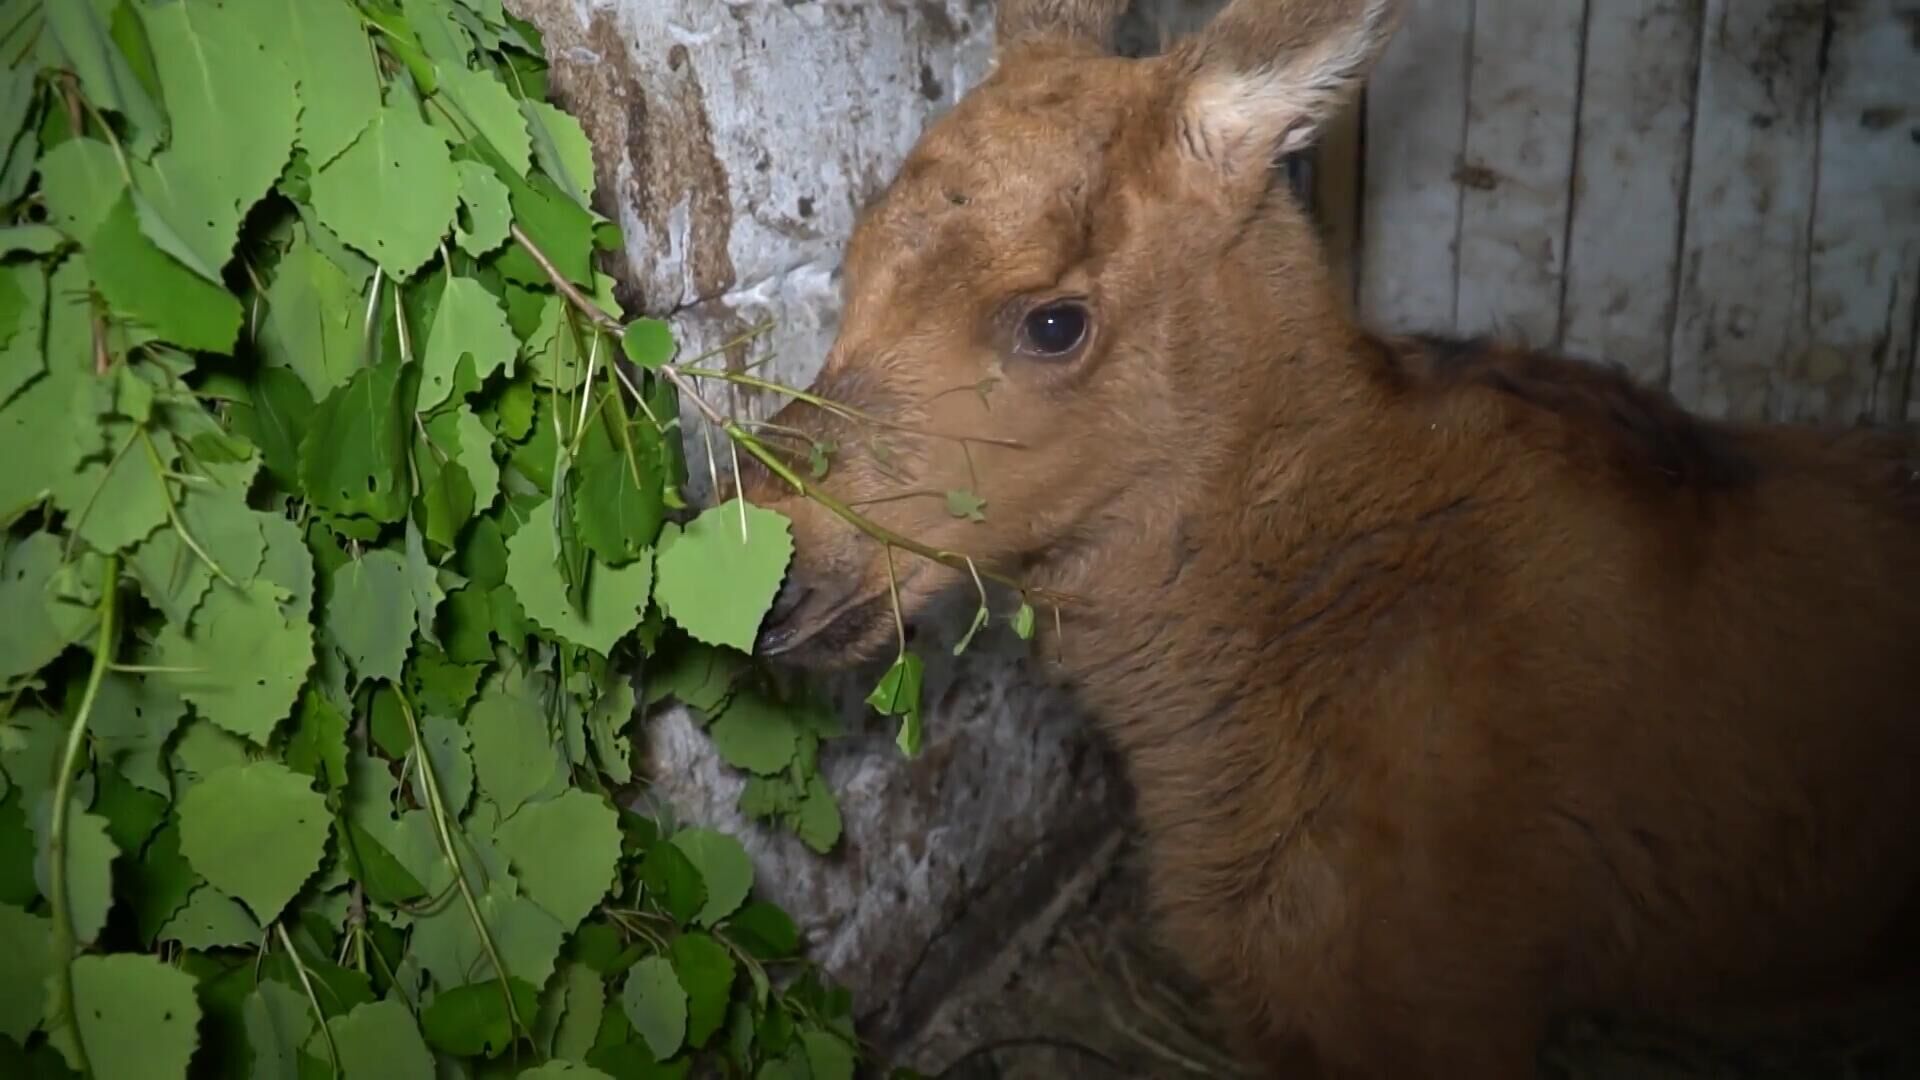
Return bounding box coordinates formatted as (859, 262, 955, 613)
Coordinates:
(731, 2, 1920, 1075)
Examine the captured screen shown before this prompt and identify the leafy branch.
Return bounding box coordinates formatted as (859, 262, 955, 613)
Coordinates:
(504, 222, 1074, 611)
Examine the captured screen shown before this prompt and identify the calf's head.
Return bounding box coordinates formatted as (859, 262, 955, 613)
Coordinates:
(737, 0, 1400, 668)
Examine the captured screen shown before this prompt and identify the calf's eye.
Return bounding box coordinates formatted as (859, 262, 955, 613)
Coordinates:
(1016, 301, 1090, 358)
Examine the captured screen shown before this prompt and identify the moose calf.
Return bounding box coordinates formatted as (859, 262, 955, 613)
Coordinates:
(736, 0, 1920, 1074)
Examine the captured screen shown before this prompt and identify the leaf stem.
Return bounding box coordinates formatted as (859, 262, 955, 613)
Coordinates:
(276, 921, 342, 1077)
(141, 430, 238, 587)
(393, 689, 526, 1037)
(48, 554, 120, 1080)
(884, 546, 905, 655)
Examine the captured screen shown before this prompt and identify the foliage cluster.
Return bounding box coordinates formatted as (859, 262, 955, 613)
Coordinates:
(0, 0, 955, 1076)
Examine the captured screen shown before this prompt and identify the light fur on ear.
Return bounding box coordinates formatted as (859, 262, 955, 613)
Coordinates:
(994, 0, 1130, 54)
(1175, 0, 1399, 172)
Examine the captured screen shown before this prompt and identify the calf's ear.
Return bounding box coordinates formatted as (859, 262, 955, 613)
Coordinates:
(1172, 0, 1399, 181)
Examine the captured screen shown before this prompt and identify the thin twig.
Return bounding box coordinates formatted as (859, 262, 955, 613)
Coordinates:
(277, 922, 343, 1076)
(395, 690, 526, 1037)
(141, 430, 238, 587)
(676, 365, 1027, 450)
(48, 554, 120, 1079)
(506, 223, 1075, 607)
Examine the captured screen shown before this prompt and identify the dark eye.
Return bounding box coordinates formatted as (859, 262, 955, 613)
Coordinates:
(1016, 301, 1090, 358)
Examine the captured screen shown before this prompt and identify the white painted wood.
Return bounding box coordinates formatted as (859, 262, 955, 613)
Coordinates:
(1667, 0, 1825, 421)
(1558, 0, 1704, 387)
(1357, 0, 1474, 335)
(1794, 0, 1920, 424)
(1452, 0, 1588, 348)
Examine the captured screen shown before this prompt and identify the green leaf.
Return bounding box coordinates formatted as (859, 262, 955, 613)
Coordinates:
(91, 673, 184, 797)
(0, 532, 100, 686)
(420, 276, 518, 410)
(505, 499, 655, 656)
(0, 262, 45, 411)
(242, 980, 314, 1080)
(90, 194, 243, 352)
(331, 998, 434, 1080)
(621, 319, 673, 371)
(668, 828, 752, 928)
(300, 357, 411, 528)
(637, 840, 705, 927)
(334, 818, 426, 906)
(619, 956, 686, 1062)
(311, 103, 459, 281)
(669, 932, 735, 1049)
(496, 168, 594, 287)
(67, 953, 201, 1080)
(522, 98, 597, 210)
(866, 653, 925, 757)
(945, 488, 987, 522)
(54, 417, 175, 555)
(644, 640, 744, 712)
(409, 712, 474, 818)
(420, 979, 538, 1059)
(522, 1063, 616, 1080)
(573, 407, 666, 566)
(794, 776, 843, 855)
(227, 367, 316, 492)
(496, 789, 621, 931)
(801, 1030, 857, 1080)
(409, 879, 567, 992)
(0, 223, 64, 255)
(256, 226, 368, 399)
(32, 805, 116, 946)
(154, 578, 313, 745)
(324, 549, 414, 684)
(177, 761, 331, 924)
(127, 820, 197, 946)
(725, 901, 799, 961)
(0, 902, 49, 1043)
(284, 689, 349, 790)
(585, 678, 636, 785)
(158, 883, 262, 950)
(437, 65, 533, 176)
(451, 408, 502, 516)
(552, 963, 605, 1062)
(454, 160, 512, 256)
(46, 0, 164, 157)
(708, 692, 799, 777)
(467, 690, 558, 817)
(253, 0, 381, 164)
(135, 0, 298, 278)
(1013, 602, 1036, 640)
(653, 500, 794, 653)
(126, 485, 266, 638)
(94, 761, 166, 855)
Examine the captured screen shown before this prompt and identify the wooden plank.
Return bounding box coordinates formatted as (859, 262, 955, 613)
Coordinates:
(1357, 0, 1474, 335)
(1667, 0, 1826, 421)
(1313, 95, 1364, 307)
(1558, 0, 1704, 388)
(1791, 0, 1920, 424)
(1451, 0, 1588, 347)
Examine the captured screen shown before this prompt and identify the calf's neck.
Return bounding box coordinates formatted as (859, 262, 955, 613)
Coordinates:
(731, 1, 1920, 1073)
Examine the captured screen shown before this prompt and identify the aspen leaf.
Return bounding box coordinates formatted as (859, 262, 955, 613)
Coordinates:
(177, 762, 330, 924)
